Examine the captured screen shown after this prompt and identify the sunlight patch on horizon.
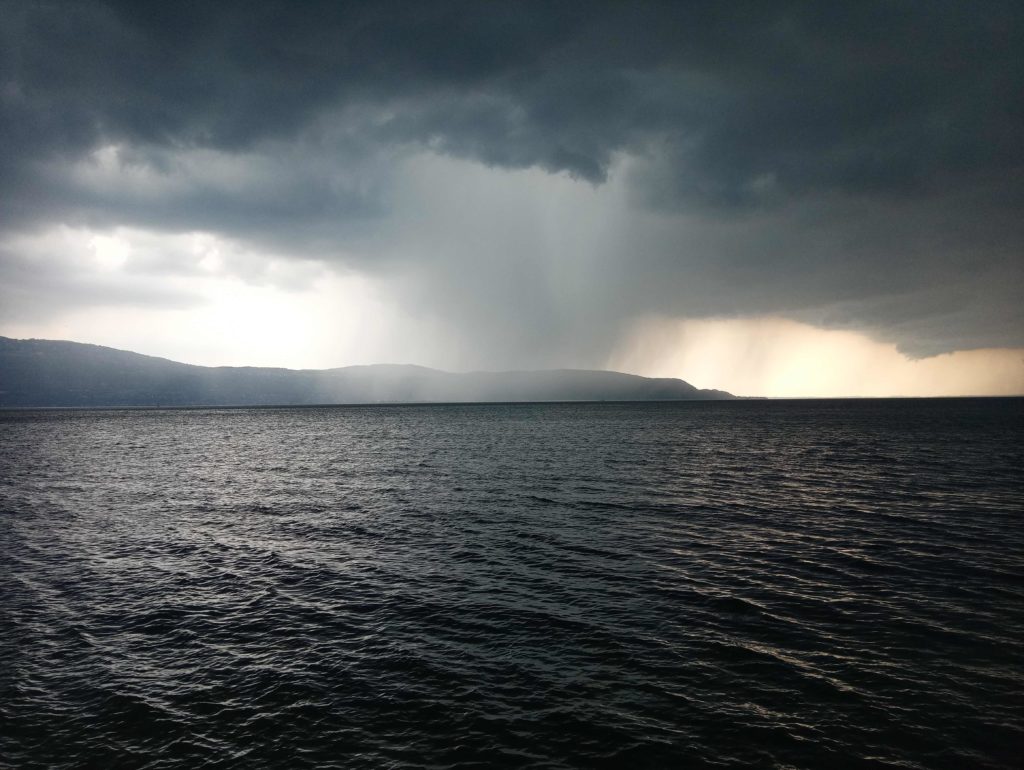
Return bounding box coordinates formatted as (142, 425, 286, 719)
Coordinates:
(609, 316, 1024, 397)
(0, 269, 448, 370)
(0, 225, 450, 370)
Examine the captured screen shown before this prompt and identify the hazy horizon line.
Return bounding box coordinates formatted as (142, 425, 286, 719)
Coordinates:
(4, 334, 1023, 400)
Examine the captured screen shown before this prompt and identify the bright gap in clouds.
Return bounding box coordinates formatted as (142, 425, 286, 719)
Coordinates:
(0, 225, 456, 371)
(1, 269, 444, 371)
(609, 317, 1024, 397)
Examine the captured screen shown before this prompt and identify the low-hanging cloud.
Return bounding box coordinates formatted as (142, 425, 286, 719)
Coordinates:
(0, 0, 1021, 373)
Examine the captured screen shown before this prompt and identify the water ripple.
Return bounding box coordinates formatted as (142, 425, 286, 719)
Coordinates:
(1, 399, 1022, 768)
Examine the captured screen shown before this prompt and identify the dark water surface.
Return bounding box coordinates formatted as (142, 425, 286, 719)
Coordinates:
(2, 399, 1022, 769)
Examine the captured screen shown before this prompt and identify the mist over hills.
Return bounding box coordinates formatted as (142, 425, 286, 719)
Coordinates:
(0, 337, 733, 407)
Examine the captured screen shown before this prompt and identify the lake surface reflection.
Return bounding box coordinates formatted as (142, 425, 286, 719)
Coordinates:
(2, 399, 1022, 768)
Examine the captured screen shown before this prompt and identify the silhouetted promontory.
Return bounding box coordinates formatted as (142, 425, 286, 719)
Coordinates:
(0, 337, 734, 407)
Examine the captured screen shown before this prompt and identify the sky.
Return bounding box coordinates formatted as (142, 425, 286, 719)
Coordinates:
(1, 0, 1022, 397)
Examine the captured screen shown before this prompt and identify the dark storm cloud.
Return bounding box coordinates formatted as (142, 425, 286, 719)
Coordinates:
(0, 0, 1021, 359)
(5, 1, 1020, 199)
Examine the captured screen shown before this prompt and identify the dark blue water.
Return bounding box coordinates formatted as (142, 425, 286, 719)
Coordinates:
(2, 399, 1022, 769)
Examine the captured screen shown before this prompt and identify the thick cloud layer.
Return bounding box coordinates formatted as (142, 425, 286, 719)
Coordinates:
(1, 0, 1021, 364)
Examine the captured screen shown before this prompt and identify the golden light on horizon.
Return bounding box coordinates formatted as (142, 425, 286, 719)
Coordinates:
(609, 317, 1024, 398)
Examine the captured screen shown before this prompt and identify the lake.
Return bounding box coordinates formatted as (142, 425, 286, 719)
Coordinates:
(2, 399, 1022, 768)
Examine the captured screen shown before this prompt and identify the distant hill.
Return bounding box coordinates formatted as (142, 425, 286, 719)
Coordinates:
(0, 336, 734, 407)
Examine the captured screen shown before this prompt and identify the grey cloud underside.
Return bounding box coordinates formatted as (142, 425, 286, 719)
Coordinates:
(5, 1, 1020, 197)
(0, 0, 1021, 362)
